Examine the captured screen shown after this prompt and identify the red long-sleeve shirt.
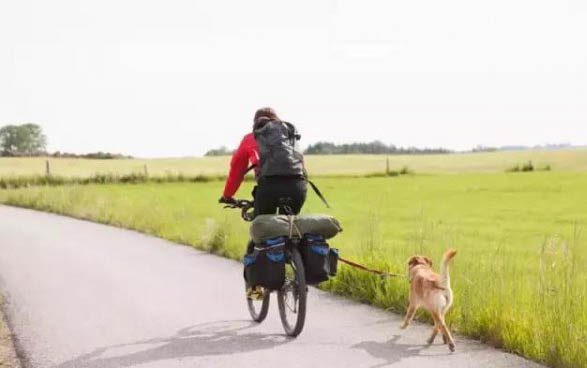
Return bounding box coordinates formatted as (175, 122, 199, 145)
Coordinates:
(222, 133, 260, 198)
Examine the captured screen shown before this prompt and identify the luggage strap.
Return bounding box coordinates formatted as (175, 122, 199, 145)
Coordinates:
(288, 215, 302, 238)
(244, 164, 256, 175)
(338, 257, 407, 279)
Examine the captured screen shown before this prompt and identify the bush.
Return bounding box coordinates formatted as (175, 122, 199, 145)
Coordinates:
(522, 161, 534, 172)
(367, 166, 413, 177)
(399, 166, 411, 175)
(506, 161, 534, 172)
(506, 161, 552, 173)
(204, 146, 234, 156)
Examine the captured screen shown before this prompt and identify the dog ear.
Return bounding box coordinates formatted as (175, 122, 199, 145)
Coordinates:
(424, 256, 433, 266)
(407, 256, 418, 267)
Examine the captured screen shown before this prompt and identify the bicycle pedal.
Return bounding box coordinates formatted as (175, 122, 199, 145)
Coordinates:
(246, 286, 265, 301)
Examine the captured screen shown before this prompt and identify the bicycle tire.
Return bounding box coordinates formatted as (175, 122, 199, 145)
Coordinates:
(246, 283, 270, 323)
(277, 247, 307, 337)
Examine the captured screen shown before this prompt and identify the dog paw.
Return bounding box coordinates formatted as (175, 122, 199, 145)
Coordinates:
(448, 343, 456, 352)
(426, 338, 434, 345)
(400, 323, 408, 330)
(442, 335, 448, 344)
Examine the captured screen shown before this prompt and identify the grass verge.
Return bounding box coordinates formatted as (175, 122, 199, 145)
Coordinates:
(0, 173, 226, 189)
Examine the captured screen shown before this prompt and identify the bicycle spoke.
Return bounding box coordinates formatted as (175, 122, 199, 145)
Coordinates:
(278, 248, 307, 337)
(285, 288, 298, 313)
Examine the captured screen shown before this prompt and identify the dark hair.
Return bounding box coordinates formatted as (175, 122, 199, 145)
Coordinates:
(253, 107, 279, 130)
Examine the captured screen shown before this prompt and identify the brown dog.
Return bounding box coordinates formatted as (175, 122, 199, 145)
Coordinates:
(400, 249, 458, 351)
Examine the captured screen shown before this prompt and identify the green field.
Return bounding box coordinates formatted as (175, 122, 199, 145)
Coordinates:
(2, 148, 587, 178)
(1, 171, 586, 367)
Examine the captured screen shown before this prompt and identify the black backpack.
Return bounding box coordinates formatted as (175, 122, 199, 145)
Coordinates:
(251, 120, 330, 208)
(254, 120, 305, 178)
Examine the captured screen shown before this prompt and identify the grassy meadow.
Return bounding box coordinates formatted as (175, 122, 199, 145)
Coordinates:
(2, 148, 587, 178)
(2, 150, 587, 367)
(1, 170, 586, 367)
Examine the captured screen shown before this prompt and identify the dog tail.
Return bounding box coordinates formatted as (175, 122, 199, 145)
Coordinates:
(440, 248, 457, 286)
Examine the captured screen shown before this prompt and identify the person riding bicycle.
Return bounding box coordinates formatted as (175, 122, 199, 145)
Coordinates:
(219, 107, 308, 300)
(219, 107, 307, 217)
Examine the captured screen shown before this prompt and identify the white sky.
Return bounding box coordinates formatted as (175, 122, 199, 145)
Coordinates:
(1, 0, 586, 157)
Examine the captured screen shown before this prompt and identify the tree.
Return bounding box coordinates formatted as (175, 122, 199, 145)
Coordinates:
(0, 123, 47, 156)
(204, 146, 234, 156)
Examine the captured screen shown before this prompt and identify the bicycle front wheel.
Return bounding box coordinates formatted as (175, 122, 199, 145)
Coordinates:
(277, 247, 307, 337)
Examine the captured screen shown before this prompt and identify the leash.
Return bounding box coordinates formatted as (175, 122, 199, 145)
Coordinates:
(338, 257, 407, 279)
(308, 180, 330, 208)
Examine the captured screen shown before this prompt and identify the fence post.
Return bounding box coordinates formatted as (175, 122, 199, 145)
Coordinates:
(46, 160, 51, 176)
(386, 156, 390, 175)
(144, 164, 149, 177)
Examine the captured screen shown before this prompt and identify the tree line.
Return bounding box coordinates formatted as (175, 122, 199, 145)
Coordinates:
(303, 141, 451, 155)
(204, 140, 452, 156)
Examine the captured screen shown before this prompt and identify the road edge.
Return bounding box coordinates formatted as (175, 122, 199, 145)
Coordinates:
(0, 295, 23, 368)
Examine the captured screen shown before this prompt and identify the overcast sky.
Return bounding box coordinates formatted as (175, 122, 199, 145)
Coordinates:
(1, 0, 586, 157)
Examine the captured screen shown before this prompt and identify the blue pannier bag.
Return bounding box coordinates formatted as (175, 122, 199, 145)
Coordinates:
(243, 236, 286, 290)
(300, 234, 331, 284)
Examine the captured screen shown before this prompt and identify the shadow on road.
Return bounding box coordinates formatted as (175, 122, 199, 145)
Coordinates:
(53, 320, 291, 368)
(352, 335, 452, 368)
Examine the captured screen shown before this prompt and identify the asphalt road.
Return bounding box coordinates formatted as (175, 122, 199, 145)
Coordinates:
(0, 205, 543, 368)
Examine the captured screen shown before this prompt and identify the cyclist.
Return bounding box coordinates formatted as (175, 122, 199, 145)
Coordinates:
(219, 107, 308, 299)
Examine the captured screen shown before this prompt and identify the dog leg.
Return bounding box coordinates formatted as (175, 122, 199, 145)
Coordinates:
(441, 305, 451, 344)
(427, 325, 439, 345)
(400, 305, 417, 329)
(434, 313, 455, 352)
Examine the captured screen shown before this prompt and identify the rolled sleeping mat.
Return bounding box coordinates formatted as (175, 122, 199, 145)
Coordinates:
(250, 214, 342, 244)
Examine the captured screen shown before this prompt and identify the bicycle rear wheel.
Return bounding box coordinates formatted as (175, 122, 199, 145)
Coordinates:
(246, 283, 270, 322)
(277, 247, 307, 337)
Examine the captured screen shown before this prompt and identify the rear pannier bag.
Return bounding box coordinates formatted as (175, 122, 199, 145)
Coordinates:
(250, 214, 342, 244)
(243, 236, 286, 290)
(300, 234, 330, 285)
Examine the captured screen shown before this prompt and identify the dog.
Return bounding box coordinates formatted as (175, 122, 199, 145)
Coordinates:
(400, 249, 458, 352)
